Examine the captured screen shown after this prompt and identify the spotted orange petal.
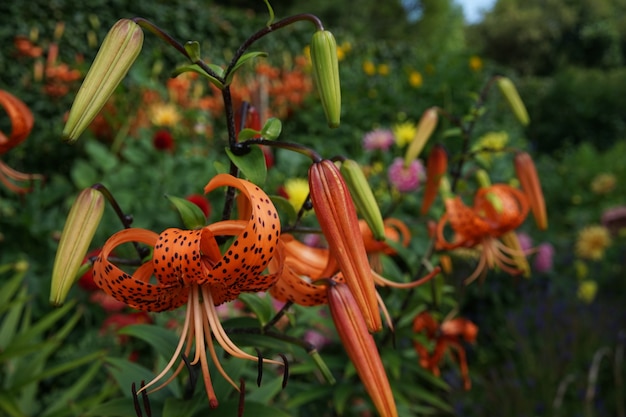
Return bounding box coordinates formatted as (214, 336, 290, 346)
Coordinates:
(473, 184, 529, 236)
(93, 228, 189, 312)
(436, 196, 491, 250)
(202, 174, 281, 289)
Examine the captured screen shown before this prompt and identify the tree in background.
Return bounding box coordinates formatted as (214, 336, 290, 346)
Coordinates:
(469, 0, 626, 75)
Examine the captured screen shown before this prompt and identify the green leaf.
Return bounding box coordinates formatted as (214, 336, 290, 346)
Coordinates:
(85, 398, 148, 417)
(70, 160, 99, 189)
(224, 51, 268, 85)
(261, 117, 282, 140)
(238, 128, 262, 141)
(225, 145, 267, 186)
(0, 286, 27, 351)
(269, 196, 297, 224)
(0, 392, 26, 417)
(184, 41, 201, 62)
(218, 400, 291, 417)
(41, 360, 104, 417)
(285, 385, 334, 409)
(245, 375, 284, 404)
(85, 140, 118, 173)
(117, 323, 181, 362)
(165, 194, 206, 229)
(105, 357, 173, 401)
(238, 293, 273, 327)
(9, 301, 76, 348)
(162, 396, 205, 417)
(171, 64, 223, 89)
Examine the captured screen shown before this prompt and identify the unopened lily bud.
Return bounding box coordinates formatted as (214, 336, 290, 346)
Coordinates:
(514, 151, 547, 230)
(309, 160, 381, 332)
(496, 76, 529, 126)
(50, 188, 105, 305)
(340, 159, 385, 241)
(63, 19, 143, 142)
(404, 107, 438, 166)
(421, 144, 448, 215)
(327, 282, 398, 417)
(310, 30, 341, 128)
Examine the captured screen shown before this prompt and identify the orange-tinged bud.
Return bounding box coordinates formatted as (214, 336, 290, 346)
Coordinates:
(421, 144, 448, 215)
(63, 19, 143, 142)
(514, 151, 547, 230)
(50, 188, 105, 305)
(404, 107, 438, 166)
(327, 283, 397, 417)
(309, 160, 381, 332)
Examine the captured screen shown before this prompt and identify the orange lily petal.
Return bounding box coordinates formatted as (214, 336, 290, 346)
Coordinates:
(421, 144, 448, 215)
(0, 90, 34, 153)
(93, 228, 189, 312)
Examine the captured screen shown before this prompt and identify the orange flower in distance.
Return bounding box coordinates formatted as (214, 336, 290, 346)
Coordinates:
(436, 184, 529, 284)
(413, 311, 478, 390)
(0, 90, 43, 193)
(92, 174, 282, 408)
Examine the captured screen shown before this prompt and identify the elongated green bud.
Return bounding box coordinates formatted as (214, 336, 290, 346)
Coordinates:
(50, 188, 104, 305)
(340, 159, 385, 241)
(63, 19, 143, 142)
(496, 76, 529, 126)
(310, 30, 341, 128)
(404, 107, 438, 166)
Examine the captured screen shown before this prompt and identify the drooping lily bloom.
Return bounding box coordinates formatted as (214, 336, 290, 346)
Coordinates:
(436, 184, 530, 284)
(92, 174, 283, 408)
(412, 311, 478, 390)
(0, 90, 43, 193)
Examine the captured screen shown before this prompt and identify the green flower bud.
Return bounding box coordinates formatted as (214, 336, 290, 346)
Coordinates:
(340, 159, 385, 241)
(50, 188, 104, 305)
(310, 30, 341, 128)
(496, 76, 530, 126)
(63, 19, 143, 142)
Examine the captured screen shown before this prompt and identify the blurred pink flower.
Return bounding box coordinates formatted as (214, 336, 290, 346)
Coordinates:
(601, 206, 626, 236)
(363, 128, 395, 151)
(533, 242, 554, 273)
(516, 232, 533, 253)
(387, 157, 424, 192)
(303, 329, 331, 350)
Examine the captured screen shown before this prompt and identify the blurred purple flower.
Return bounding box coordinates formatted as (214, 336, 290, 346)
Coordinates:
(533, 242, 554, 273)
(303, 329, 331, 350)
(517, 232, 533, 253)
(601, 205, 626, 236)
(387, 157, 424, 192)
(363, 128, 395, 151)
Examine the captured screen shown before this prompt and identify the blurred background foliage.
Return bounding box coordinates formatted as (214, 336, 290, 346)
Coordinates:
(1, 0, 626, 416)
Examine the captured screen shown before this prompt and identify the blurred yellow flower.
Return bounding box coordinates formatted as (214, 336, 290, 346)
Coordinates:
(377, 64, 390, 76)
(336, 42, 351, 61)
(590, 173, 616, 195)
(472, 131, 508, 166)
(574, 260, 588, 280)
(284, 178, 310, 212)
(371, 161, 384, 174)
(303, 45, 311, 61)
(363, 61, 376, 76)
(408, 71, 423, 88)
(149, 102, 182, 127)
(575, 225, 612, 260)
(469, 55, 483, 72)
(392, 122, 416, 148)
(577, 280, 598, 304)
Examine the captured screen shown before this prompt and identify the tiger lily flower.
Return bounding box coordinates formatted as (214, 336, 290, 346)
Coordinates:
(92, 174, 282, 408)
(436, 184, 530, 284)
(412, 311, 478, 390)
(0, 90, 43, 193)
